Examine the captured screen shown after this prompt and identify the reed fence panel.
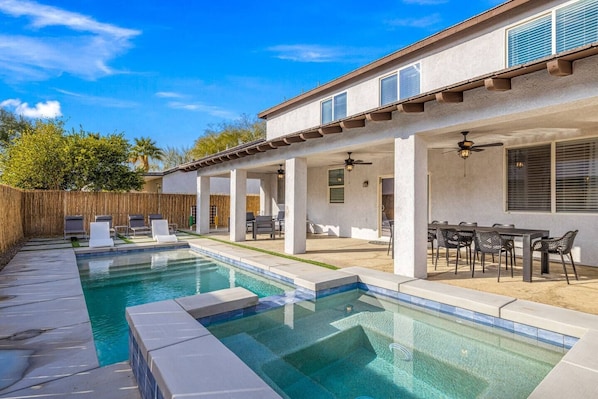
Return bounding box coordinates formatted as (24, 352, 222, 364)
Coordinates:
(0, 185, 24, 252)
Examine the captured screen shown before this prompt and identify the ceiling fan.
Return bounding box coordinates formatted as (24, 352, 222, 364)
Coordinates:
(342, 152, 372, 171)
(453, 131, 503, 159)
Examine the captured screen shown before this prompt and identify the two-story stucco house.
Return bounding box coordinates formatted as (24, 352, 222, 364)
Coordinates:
(180, 0, 598, 278)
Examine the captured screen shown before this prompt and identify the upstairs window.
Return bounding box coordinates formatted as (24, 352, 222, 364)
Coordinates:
(399, 63, 421, 100)
(507, 0, 598, 67)
(380, 74, 397, 106)
(507, 14, 552, 66)
(321, 92, 347, 124)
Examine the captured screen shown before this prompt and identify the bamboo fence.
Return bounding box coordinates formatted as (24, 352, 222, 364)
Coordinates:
(0, 187, 260, 253)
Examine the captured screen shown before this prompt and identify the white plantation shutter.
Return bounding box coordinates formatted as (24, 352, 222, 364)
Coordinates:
(556, 0, 598, 52)
(556, 138, 598, 212)
(399, 64, 420, 100)
(507, 145, 551, 211)
(380, 74, 397, 106)
(507, 14, 552, 66)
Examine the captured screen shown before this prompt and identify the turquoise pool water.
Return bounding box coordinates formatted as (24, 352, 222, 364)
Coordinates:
(208, 290, 565, 399)
(77, 248, 293, 366)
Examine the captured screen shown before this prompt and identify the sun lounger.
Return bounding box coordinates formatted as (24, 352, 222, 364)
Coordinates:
(89, 222, 115, 248)
(152, 219, 178, 243)
(128, 214, 151, 236)
(64, 215, 87, 240)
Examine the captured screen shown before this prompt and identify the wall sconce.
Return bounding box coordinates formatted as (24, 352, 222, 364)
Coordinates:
(458, 148, 471, 159)
(277, 164, 285, 179)
(362, 180, 369, 188)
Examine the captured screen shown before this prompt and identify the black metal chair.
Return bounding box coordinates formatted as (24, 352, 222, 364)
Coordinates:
(492, 223, 516, 268)
(428, 220, 448, 260)
(458, 221, 477, 265)
(246, 212, 256, 233)
(435, 228, 468, 273)
(473, 230, 512, 281)
(531, 230, 579, 284)
(275, 210, 285, 237)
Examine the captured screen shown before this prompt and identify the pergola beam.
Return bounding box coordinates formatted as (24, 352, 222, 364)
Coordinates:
(547, 59, 572, 76)
(484, 78, 511, 91)
(340, 119, 365, 128)
(318, 126, 343, 134)
(435, 91, 463, 103)
(366, 112, 392, 121)
(397, 103, 424, 113)
(300, 131, 323, 139)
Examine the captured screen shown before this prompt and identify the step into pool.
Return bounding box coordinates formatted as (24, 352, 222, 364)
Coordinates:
(77, 248, 293, 366)
(208, 290, 566, 399)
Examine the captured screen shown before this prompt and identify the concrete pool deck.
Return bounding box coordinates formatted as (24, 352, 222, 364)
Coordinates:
(1, 234, 598, 398)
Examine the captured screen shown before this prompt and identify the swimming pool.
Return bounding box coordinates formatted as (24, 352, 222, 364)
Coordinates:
(77, 248, 293, 366)
(208, 289, 565, 399)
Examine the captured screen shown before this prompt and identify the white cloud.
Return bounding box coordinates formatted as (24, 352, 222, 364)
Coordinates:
(167, 101, 237, 119)
(266, 44, 345, 63)
(386, 13, 442, 28)
(0, 0, 140, 81)
(1, 98, 62, 118)
(155, 92, 184, 98)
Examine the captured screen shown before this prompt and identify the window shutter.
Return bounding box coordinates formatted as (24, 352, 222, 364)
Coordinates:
(556, 0, 598, 53)
(507, 14, 552, 66)
(321, 99, 332, 124)
(556, 138, 598, 212)
(333, 93, 347, 120)
(399, 64, 421, 100)
(507, 145, 551, 211)
(380, 74, 398, 106)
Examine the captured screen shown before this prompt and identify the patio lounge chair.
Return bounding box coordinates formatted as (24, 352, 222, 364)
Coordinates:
(128, 214, 151, 237)
(95, 215, 116, 238)
(252, 215, 275, 240)
(89, 222, 115, 248)
(152, 219, 178, 243)
(64, 215, 87, 240)
(148, 213, 163, 226)
(246, 212, 256, 233)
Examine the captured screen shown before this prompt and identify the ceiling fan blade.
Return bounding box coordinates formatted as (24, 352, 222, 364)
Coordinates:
(355, 161, 373, 165)
(474, 142, 503, 148)
(470, 148, 485, 152)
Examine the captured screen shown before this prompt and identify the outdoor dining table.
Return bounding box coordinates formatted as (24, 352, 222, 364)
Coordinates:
(429, 223, 550, 282)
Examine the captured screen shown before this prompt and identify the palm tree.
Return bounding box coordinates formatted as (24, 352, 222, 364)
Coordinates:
(130, 137, 164, 172)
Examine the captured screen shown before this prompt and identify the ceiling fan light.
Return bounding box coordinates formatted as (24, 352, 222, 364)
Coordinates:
(345, 163, 354, 172)
(277, 164, 285, 179)
(458, 149, 471, 159)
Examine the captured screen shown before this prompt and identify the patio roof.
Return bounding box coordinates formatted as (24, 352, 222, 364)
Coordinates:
(178, 43, 598, 173)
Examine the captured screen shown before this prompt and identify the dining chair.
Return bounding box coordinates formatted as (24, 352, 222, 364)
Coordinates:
(428, 221, 448, 260)
(473, 230, 511, 281)
(531, 230, 579, 284)
(492, 223, 516, 267)
(458, 221, 477, 265)
(435, 228, 468, 273)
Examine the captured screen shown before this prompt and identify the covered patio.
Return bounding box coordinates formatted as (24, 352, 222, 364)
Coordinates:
(204, 230, 598, 315)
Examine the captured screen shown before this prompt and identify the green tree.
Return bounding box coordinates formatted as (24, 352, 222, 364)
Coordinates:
(0, 109, 32, 151)
(130, 136, 164, 172)
(63, 130, 144, 191)
(190, 114, 265, 159)
(0, 119, 66, 189)
(160, 145, 193, 169)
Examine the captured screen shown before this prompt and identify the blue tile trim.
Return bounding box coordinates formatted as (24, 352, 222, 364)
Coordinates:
(77, 243, 190, 259)
(129, 327, 164, 399)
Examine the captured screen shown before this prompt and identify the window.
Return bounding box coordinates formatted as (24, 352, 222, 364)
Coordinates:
(507, 0, 598, 67)
(399, 63, 421, 100)
(556, 138, 598, 212)
(380, 74, 397, 106)
(507, 138, 598, 213)
(321, 92, 347, 124)
(556, 0, 598, 53)
(328, 169, 344, 203)
(507, 14, 552, 67)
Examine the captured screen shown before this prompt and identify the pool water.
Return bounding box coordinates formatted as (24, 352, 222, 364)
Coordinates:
(77, 248, 293, 366)
(208, 290, 565, 399)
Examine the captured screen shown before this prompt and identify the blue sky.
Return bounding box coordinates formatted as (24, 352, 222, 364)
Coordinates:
(0, 0, 503, 150)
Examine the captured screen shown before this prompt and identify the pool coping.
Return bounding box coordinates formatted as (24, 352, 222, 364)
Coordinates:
(126, 238, 598, 399)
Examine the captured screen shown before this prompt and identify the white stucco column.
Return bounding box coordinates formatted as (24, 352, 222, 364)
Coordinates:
(230, 169, 247, 242)
(284, 157, 307, 254)
(394, 135, 428, 278)
(196, 174, 211, 234)
(259, 176, 274, 216)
